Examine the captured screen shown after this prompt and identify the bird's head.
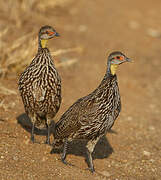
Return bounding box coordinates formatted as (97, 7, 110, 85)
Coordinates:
(107, 51, 131, 75)
(39, 25, 59, 48)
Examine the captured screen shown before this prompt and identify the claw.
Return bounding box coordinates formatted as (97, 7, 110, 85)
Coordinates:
(61, 158, 73, 166)
(45, 138, 51, 145)
(86, 167, 95, 173)
(31, 135, 35, 143)
(61, 158, 68, 165)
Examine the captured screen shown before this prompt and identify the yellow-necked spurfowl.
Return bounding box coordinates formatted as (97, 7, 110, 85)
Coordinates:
(52, 51, 131, 172)
(18, 25, 61, 145)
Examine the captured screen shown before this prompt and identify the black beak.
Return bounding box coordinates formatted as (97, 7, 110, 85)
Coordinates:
(126, 57, 132, 62)
(55, 32, 60, 37)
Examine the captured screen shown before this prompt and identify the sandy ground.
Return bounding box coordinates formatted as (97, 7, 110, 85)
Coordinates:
(0, 0, 161, 179)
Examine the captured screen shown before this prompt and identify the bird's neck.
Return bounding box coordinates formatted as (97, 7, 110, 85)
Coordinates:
(96, 72, 117, 97)
(38, 38, 48, 50)
(107, 61, 118, 76)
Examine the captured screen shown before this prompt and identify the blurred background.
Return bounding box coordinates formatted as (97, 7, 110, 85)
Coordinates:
(0, 0, 161, 179)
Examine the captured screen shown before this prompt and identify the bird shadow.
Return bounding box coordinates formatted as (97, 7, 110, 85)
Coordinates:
(17, 113, 115, 167)
(51, 135, 114, 161)
(16, 113, 55, 136)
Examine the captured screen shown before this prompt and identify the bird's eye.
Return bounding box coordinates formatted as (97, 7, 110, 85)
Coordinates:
(46, 30, 54, 35)
(116, 56, 124, 60)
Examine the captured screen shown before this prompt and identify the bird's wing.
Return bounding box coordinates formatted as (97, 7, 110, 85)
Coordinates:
(55, 94, 99, 139)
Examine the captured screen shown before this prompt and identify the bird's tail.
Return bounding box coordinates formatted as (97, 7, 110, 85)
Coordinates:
(34, 113, 46, 128)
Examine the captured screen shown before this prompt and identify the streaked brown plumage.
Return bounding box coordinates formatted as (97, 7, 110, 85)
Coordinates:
(52, 51, 131, 172)
(18, 25, 61, 144)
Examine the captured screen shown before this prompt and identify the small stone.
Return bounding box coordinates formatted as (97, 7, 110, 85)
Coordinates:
(128, 21, 140, 30)
(149, 159, 155, 163)
(147, 28, 161, 38)
(55, 157, 59, 161)
(44, 151, 48, 155)
(127, 116, 132, 121)
(1, 156, 4, 159)
(13, 156, 18, 161)
(79, 25, 87, 32)
(143, 151, 151, 156)
(101, 171, 111, 177)
(24, 139, 30, 145)
(149, 126, 155, 131)
(42, 157, 48, 162)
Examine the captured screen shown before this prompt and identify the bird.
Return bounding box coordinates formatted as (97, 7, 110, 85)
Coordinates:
(18, 25, 61, 145)
(52, 51, 131, 172)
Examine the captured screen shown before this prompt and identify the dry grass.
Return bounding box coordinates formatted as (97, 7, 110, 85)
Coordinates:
(0, 83, 17, 95)
(0, 0, 81, 77)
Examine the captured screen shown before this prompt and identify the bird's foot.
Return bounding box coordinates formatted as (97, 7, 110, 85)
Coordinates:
(85, 167, 95, 173)
(44, 139, 51, 145)
(31, 136, 35, 143)
(30, 136, 40, 144)
(61, 158, 73, 166)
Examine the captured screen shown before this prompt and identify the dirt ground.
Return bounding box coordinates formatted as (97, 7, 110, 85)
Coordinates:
(0, 0, 161, 179)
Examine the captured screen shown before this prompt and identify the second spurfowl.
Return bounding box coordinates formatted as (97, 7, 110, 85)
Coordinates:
(52, 51, 131, 172)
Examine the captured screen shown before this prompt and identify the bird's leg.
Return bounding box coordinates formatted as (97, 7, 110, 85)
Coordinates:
(61, 139, 73, 166)
(45, 119, 51, 145)
(86, 137, 100, 173)
(30, 114, 36, 143)
(31, 122, 35, 143)
(61, 138, 68, 164)
(86, 149, 95, 173)
(45, 124, 50, 145)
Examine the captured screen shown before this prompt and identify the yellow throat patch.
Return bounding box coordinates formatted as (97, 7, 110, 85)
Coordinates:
(110, 64, 118, 75)
(41, 39, 48, 48)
